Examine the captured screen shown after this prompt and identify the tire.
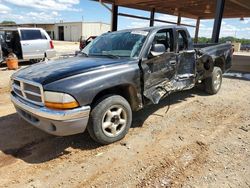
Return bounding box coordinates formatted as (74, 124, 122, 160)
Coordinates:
(204, 67, 222, 95)
(87, 95, 132, 145)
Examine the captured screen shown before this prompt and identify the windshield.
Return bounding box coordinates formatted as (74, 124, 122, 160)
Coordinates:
(82, 30, 148, 58)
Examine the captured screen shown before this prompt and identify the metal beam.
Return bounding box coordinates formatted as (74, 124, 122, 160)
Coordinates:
(149, 8, 155, 27)
(230, 0, 250, 10)
(99, 0, 112, 12)
(211, 0, 225, 43)
(118, 12, 196, 28)
(118, 13, 150, 21)
(194, 18, 200, 43)
(111, 4, 118, 31)
(177, 13, 181, 25)
(116, 0, 148, 5)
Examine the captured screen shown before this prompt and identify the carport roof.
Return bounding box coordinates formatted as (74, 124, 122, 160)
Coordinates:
(99, 0, 250, 19)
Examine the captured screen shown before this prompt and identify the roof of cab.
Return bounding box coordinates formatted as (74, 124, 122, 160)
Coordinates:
(113, 25, 187, 33)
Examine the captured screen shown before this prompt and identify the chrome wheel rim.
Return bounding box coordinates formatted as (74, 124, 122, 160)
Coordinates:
(101, 105, 127, 137)
(214, 72, 221, 91)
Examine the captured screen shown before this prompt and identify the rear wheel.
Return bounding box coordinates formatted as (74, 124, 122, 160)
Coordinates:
(87, 95, 132, 145)
(204, 67, 222, 94)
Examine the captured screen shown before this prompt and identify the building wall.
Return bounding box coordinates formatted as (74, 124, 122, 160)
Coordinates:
(54, 22, 110, 42)
(0, 22, 110, 42)
(81, 22, 110, 40)
(54, 22, 82, 42)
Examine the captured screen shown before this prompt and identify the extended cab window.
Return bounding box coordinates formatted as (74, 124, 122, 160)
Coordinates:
(20, 30, 43, 40)
(153, 29, 174, 52)
(177, 30, 188, 51)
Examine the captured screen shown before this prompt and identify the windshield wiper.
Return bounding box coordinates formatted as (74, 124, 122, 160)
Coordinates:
(103, 54, 120, 59)
(79, 51, 88, 57)
(89, 53, 121, 59)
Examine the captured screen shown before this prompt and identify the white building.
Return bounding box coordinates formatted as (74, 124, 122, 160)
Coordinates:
(0, 21, 110, 42)
(54, 22, 110, 41)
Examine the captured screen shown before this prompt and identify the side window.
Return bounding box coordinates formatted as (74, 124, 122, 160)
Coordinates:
(177, 30, 188, 51)
(153, 29, 174, 52)
(20, 30, 43, 40)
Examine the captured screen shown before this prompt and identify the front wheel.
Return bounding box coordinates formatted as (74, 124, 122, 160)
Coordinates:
(87, 95, 132, 145)
(204, 67, 222, 94)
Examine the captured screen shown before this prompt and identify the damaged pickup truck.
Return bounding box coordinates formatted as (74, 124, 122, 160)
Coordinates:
(10, 26, 233, 144)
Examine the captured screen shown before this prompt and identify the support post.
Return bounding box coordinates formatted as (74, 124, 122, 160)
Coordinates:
(211, 0, 225, 43)
(177, 13, 181, 25)
(111, 4, 118, 31)
(194, 18, 200, 43)
(149, 8, 155, 27)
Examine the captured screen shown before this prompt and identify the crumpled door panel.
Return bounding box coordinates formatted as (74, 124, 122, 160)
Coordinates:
(143, 50, 196, 104)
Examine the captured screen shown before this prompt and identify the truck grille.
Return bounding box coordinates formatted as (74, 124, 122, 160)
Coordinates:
(12, 78, 44, 106)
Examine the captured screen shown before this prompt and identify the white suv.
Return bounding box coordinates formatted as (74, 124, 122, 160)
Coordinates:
(0, 27, 56, 64)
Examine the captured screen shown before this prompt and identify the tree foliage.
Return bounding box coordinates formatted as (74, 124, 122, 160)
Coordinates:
(196, 37, 250, 44)
(1, 20, 16, 25)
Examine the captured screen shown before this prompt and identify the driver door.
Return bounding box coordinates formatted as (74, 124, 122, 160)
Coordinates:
(142, 29, 177, 104)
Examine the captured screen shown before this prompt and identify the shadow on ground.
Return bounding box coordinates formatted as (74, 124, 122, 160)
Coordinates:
(0, 87, 208, 164)
(132, 87, 209, 128)
(223, 71, 250, 81)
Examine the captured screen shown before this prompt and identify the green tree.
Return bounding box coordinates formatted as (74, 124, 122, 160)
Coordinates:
(195, 37, 250, 44)
(1, 20, 16, 25)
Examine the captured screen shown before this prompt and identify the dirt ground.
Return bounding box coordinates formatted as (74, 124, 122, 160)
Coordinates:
(0, 74, 249, 187)
(53, 40, 79, 57)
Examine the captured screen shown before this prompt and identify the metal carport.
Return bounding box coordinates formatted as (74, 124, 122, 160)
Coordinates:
(97, 0, 250, 43)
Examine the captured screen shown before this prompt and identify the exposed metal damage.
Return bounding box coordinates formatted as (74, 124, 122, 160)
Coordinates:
(143, 50, 196, 104)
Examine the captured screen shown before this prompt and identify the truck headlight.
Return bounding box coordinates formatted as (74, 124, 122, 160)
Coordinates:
(44, 91, 79, 110)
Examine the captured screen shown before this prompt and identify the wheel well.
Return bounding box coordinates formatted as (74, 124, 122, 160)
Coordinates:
(91, 85, 141, 111)
(214, 57, 225, 73)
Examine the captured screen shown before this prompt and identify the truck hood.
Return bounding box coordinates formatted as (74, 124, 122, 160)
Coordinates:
(13, 55, 131, 85)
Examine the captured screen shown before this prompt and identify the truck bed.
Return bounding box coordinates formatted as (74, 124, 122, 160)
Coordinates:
(194, 43, 232, 57)
(194, 42, 233, 74)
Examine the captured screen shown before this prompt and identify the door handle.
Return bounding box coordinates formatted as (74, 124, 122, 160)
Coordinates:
(170, 60, 176, 65)
(23, 43, 30, 46)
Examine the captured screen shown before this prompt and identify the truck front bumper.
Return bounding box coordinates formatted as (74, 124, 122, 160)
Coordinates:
(11, 93, 91, 136)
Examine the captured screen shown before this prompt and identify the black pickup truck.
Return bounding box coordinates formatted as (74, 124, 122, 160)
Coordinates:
(11, 26, 233, 144)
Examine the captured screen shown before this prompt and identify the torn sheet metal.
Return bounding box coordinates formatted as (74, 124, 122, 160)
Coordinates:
(196, 53, 214, 79)
(143, 51, 196, 104)
(143, 76, 195, 104)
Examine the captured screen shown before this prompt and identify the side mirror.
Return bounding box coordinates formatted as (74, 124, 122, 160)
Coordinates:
(150, 44, 166, 56)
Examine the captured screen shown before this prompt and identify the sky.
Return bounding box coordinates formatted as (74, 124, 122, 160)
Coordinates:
(0, 0, 250, 39)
